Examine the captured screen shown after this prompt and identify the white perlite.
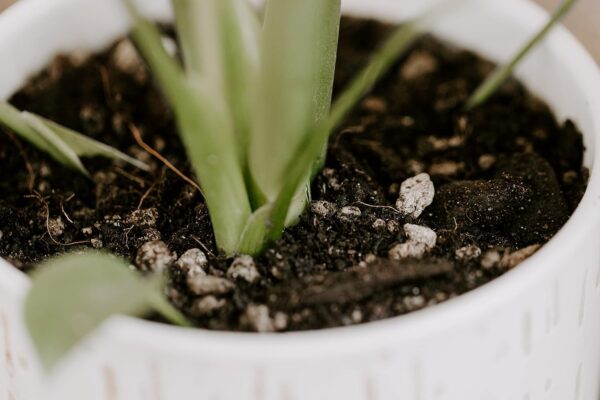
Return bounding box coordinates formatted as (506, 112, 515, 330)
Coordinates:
(125, 208, 158, 227)
(396, 173, 435, 218)
(187, 275, 234, 296)
(372, 218, 386, 231)
(134, 240, 176, 273)
(227, 255, 260, 284)
(241, 304, 275, 333)
(337, 206, 362, 221)
(481, 250, 502, 269)
(386, 220, 400, 234)
(404, 224, 437, 248)
(273, 312, 289, 331)
(175, 248, 208, 278)
(455, 245, 482, 261)
(400, 51, 438, 80)
(388, 242, 428, 260)
(190, 296, 226, 317)
(389, 224, 437, 260)
(112, 39, 144, 74)
(310, 200, 336, 218)
(403, 295, 426, 311)
(48, 217, 65, 237)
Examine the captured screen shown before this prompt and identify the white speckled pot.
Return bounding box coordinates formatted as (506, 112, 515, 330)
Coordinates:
(1, 0, 600, 399)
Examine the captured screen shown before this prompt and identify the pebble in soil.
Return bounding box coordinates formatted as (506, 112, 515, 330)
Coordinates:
(0, 18, 588, 331)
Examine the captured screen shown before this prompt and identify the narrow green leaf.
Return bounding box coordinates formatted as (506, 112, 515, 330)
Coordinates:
(0, 102, 149, 176)
(125, 1, 253, 254)
(175, 89, 253, 254)
(328, 22, 421, 129)
(123, 0, 188, 108)
(172, 0, 261, 164)
(0, 102, 88, 175)
(267, 23, 420, 239)
(20, 111, 90, 176)
(0, 101, 48, 150)
(248, 0, 341, 207)
(235, 204, 272, 255)
(26, 113, 149, 171)
(25, 251, 189, 371)
(465, 0, 580, 110)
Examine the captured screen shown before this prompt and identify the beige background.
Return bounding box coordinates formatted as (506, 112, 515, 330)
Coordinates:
(0, 0, 597, 61)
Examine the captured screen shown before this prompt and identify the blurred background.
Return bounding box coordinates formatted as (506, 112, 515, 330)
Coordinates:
(0, 0, 597, 61)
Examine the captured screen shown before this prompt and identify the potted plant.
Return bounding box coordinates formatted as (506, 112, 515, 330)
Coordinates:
(1, 0, 599, 399)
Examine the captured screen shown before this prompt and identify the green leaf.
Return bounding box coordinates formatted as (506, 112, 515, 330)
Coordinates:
(248, 0, 341, 209)
(125, 1, 253, 254)
(0, 102, 149, 176)
(235, 204, 272, 255)
(122, 1, 189, 107)
(32, 114, 149, 171)
(172, 0, 260, 136)
(25, 251, 189, 371)
(465, 0, 580, 110)
(328, 22, 421, 129)
(267, 23, 420, 239)
(20, 111, 90, 177)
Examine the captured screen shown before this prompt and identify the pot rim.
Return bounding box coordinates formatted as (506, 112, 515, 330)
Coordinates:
(1, 0, 599, 360)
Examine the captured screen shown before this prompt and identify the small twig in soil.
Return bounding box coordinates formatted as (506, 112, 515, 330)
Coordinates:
(60, 201, 74, 224)
(137, 182, 156, 210)
(129, 123, 202, 193)
(192, 236, 215, 258)
(333, 124, 366, 148)
(123, 225, 134, 248)
(354, 201, 400, 214)
(113, 166, 147, 188)
(299, 258, 453, 306)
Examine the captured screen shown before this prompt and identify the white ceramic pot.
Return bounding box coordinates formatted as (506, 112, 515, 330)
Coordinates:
(1, 0, 600, 399)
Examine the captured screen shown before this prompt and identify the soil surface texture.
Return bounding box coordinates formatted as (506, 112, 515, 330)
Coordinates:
(0, 18, 587, 331)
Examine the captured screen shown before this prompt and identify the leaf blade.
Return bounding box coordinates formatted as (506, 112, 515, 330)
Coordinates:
(20, 112, 90, 176)
(1, 102, 149, 175)
(25, 252, 154, 371)
(172, 0, 261, 165)
(25, 251, 189, 371)
(266, 23, 420, 239)
(465, 0, 580, 109)
(33, 114, 149, 171)
(248, 0, 341, 206)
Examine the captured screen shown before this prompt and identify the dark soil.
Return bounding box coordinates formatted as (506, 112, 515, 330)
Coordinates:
(0, 18, 588, 332)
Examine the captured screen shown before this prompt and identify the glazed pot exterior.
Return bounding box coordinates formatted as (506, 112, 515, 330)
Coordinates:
(1, 0, 600, 399)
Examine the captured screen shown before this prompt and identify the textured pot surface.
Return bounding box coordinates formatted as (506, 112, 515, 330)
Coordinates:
(1, 0, 600, 399)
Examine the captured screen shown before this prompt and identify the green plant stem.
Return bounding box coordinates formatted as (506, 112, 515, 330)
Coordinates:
(465, 0, 579, 110)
